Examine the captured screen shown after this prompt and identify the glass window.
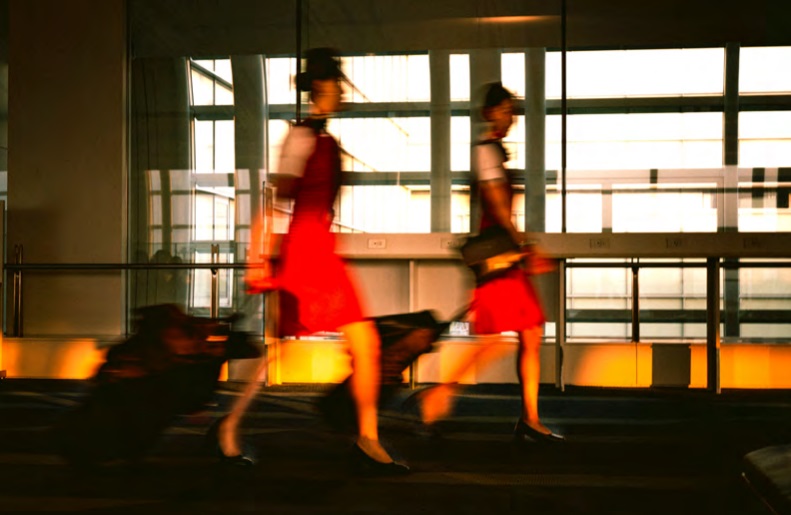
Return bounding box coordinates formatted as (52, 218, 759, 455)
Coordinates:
(739, 111, 791, 168)
(336, 185, 430, 233)
(739, 263, 791, 339)
(329, 117, 430, 172)
(266, 57, 297, 105)
(502, 52, 525, 99)
(739, 47, 791, 94)
(193, 120, 235, 173)
(546, 189, 604, 233)
(343, 54, 430, 103)
(450, 54, 470, 101)
(612, 188, 718, 232)
(190, 59, 233, 106)
(546, 48, 724, 98)
(547, 113, 723, 170)
(450, 116, 470, 171)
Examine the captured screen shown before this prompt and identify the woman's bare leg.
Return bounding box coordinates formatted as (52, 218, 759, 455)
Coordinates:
(340, 319, 393, 463)
(215, 352, 273, 457)
(418, 335, 508, 424)
(516, 326, 551, 433)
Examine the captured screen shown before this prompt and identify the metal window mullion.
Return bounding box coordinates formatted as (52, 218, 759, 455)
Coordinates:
(706, 257, 721, 393)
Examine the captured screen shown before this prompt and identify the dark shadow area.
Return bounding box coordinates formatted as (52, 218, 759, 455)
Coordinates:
(0, 379, 785, 514)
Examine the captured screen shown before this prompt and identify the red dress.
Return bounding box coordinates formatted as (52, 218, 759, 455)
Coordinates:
(470, 141, 545, 334)
(276, 122, 364, 337)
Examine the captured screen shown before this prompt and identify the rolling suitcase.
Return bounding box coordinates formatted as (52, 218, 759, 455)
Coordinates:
(53, 304, 259, 467)
(316, 309, 451, 432)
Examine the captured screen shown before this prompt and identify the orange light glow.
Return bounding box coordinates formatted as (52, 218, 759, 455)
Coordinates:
(474, 15, 557, 24)
(3, 338, 107, 379)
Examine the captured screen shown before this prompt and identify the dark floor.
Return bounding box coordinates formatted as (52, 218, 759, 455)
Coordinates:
(0, 378, 787, 514)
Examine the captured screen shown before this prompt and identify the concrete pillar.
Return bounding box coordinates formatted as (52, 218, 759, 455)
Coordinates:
(524, 48, 546, 233)
(231, 55, 267, 331)
(231, 55, 266, 249)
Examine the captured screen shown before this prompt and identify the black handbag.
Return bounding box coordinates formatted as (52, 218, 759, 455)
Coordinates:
(460, 225, 524, 282)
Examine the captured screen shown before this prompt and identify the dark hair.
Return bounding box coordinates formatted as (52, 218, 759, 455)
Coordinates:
(296, 47, 343, 92)
(480, 82, 514, 119)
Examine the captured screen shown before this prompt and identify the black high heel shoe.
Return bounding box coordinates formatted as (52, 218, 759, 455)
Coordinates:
(513, 419, 565, 443)
(206, 416, 255, 467)
(349, 444, 410, 477)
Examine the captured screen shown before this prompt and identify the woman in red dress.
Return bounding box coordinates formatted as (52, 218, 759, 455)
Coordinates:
(410, 82, 563, 443)
(212, 48, 408, 475)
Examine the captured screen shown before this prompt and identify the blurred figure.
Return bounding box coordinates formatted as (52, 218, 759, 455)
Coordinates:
(407, 82, 563, 443)
(213, 48, 409, 475)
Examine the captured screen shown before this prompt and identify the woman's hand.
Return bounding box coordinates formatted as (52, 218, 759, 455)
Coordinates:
(245, 259, 278, 294)
(521, 244, 557, 275)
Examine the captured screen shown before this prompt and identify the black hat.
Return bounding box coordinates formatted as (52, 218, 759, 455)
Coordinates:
(296, 47, 343, 92)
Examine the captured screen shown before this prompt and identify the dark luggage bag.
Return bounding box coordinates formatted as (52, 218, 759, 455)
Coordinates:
(317, 309, 450, 432)
(53, 304, 259, 467)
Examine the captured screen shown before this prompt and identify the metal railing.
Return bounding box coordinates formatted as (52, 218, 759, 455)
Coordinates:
(5, 243, 250, 337)
(5, 246, 791, 393)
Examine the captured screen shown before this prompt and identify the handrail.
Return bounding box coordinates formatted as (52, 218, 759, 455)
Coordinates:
(6, 258, 790, 272)
(6, 256, 791, 393)
(565, 261, 791, 268)
(5, 262, 250, 271)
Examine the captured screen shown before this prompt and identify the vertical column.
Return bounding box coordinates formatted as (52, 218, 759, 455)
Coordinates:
(231, 55, 267, 219)
(524, 48, 546, 233)
(556, 259, 566, 390)
(430, 49, 451, 232)
(231, 55, 267, 331)
(469, 49, 501, 231)
(0, 59, 6, 179)
(706, 258, 721, 393)
(723, 43, 740, 174)
(723, 43, 741, 338)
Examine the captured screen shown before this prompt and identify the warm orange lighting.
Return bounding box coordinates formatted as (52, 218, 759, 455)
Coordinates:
(474, 15, 558, 24)
(565, 344, 652, 387)
(3, 338, 106, 379)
